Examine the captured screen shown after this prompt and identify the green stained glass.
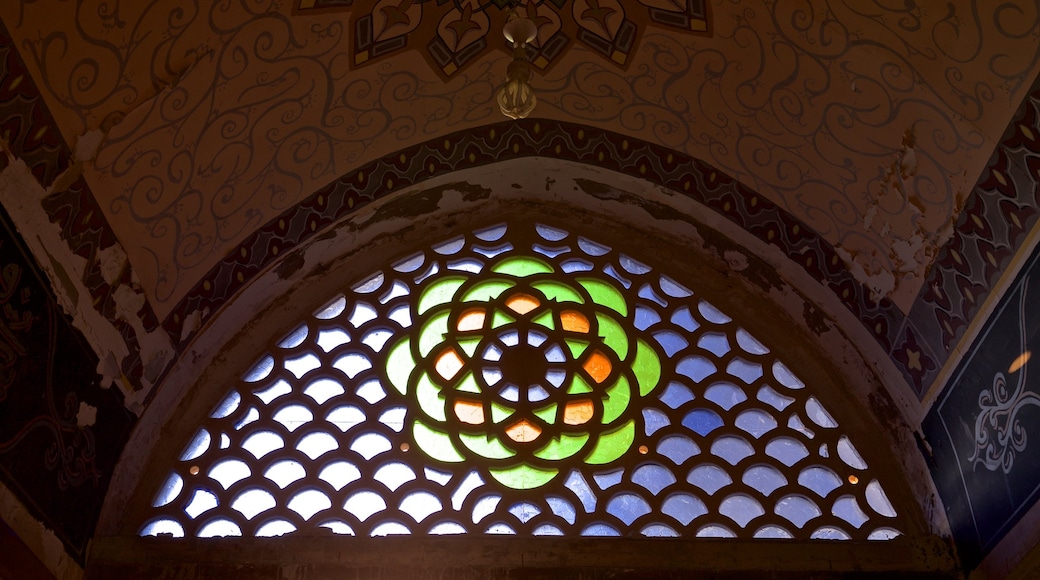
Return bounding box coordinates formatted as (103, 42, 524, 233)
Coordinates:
(489, 464, 558, 489)
(455, 372, 481, 394)
(460, 432, 516, 459)
(597, 313, 629, 359)
(579, 278, 628, 316)
(385, 337, 412, 395)
(535, 432, 590, 460)
(532, 311, 555, 330)
(492, 311, 516, 328)
(534, 404, 558, 423)
(457, 338, 480, 357)
(417, 372, 446, 420)
(419, 277, 467, 315)
(565, 338, 588, 358)
(413, 421, 465, 462)
(567, 374, 594, 394)
(461, 279, 514, 302)
(492, 256, 554, 277)
(419, 311, 450, 357)
(634, 338, 662, 396)
(584, 419, 635, 464)
(532, 280, 584, 304)
(491, 402, 513, 423)
(602, 376, 631, 423)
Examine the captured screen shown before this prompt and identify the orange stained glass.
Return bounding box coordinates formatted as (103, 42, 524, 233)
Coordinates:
(560, 310, 590, 333)
(505, 419, 542, 442)
(563, 400, 594, 425)
(435, 348, 465, 380)
(505, 293, 540, 315)
(457, 308, 486, 331)
(454, 400, 485, 425)
(582, 350, 612, 383)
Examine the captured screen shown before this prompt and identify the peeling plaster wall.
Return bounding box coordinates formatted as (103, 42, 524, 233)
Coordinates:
(0, 480, 81, 580)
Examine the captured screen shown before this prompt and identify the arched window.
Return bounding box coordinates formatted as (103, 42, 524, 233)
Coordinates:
(140, 222, 902, 540)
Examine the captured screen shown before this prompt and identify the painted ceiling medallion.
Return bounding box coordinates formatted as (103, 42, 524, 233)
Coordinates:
(297, 0, 711, 79)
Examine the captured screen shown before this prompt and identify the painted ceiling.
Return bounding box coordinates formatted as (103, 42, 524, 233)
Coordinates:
(0, 0, 1037, 375)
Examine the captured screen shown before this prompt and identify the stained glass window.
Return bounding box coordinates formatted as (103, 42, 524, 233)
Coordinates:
(141, 223, 903, 540)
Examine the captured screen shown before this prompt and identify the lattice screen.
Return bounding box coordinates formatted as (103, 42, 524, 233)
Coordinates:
(141, 222, 902, 540)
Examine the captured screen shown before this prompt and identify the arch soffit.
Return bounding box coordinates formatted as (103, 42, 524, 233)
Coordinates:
(99, 158, 939, 540)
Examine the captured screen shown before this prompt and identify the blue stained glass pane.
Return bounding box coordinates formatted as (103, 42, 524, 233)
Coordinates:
(683, 409, 724, 436)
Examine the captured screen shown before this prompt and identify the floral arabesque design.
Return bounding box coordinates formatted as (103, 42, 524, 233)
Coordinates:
(386, 256, 662, 489)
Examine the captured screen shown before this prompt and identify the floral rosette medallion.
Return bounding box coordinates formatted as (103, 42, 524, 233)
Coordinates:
(386, 256, 663, 489)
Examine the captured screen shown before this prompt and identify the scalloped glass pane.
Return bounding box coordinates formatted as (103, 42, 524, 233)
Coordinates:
(273, 404, 313, 432)
(547, 496, 576, 525)
(348, 302, 378, 327)
(472, 495, 502, 524)
(798, 466, 842, 497)
(642, 523, 679, 537)
(696, 525, 735, 538)
(209, 459, 250, 489)
(837, 436, 869, 470)
(811, 526, 851, 540)
(643, 408, 670, 436)
(581, 523, 620, 536)
(534, 524, 565, 536)
(754, 525, 793, 539)
(141, 519, 184, 537)
(509, 502, 541, 523)
(210, 392, 241, 419)
(756, 385, 794, 411)
(180, 429, 210, 461)
(659, 276, 692, 298)
(607, 493, 651, 525)
(153, 473, 183, 507)
(198, 519, 241, 538)
(698, 301, 731, 324)
(430, 521, 466, 535)
(244, 356, 274, 382)
(304, 378, 345, 405)
(765, 437, 810, 467)
(379, 407, 407, 432)
(657, 435, 699, 465)
(394, 253, 424, 273)
(564, 471, 596, 513)
(256, 520, 297, 537)
(400, 493, 443, 523)
(662, 493, 707, 525)
(592, 469, 624, 490)
(735, 328, 769, 355)
(805, 397, 838, 428)
(255, 379, 292, 404)
(356, 379, 387, 404)
(697, 332, 730, 358)
(632, 464, 675, 495)
(773, 361, 804, 389)
(735, 409, 777, 438)
(719, 494, 765, 528)
(320, 520, 355, 535)
(775, 495, 822, 528)
(327, 405, 365, 431)
(742, 465, 787, 497)
(832, 495, 869, 528)
(350, 432, 392, 459)
(241, 431, 284, 459)
(727, 358, 762, 384)
(344, 491, 386, 522)
(682, 409, 723, 436)
(353, 273, 384, 294)
(231, 488, 276, 520)
(315, 296, 346, 319)
(711, 436, 755, 465)
(288, 489, 332, 521)
(704, 382, 746, 410)
(371, 522, 412, 536)
(318, 461, 361, 491)
(316, 329, 351, 352)
(233, 407, 260, 430)
(265, 460, 307, 489)
(866, 479, 897, 517)
(333, 353, 372, 379)
(670, 306, 699, 332)
(285, 353, 321, 379)
(687, 464, 732, 495)
(653, 330, 688, 357)
(658, 382, 694, 409)
(185, 489, 218, 519)
(868, 527, 902, 540)
(676, 356, 715, 382)
(486, 523, 516, 534)
(374, 462, 417, 491)
(297, 432, 339, 459)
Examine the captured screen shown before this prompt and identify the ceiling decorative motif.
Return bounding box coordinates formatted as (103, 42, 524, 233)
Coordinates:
(297, 0, 710, 80)
(3, 1, 1037, 318)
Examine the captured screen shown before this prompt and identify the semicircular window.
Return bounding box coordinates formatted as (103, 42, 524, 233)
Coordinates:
(142, 222, 903, 540)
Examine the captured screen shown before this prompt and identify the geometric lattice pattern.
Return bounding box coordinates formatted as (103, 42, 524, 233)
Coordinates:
(142, 222, 902, 540)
